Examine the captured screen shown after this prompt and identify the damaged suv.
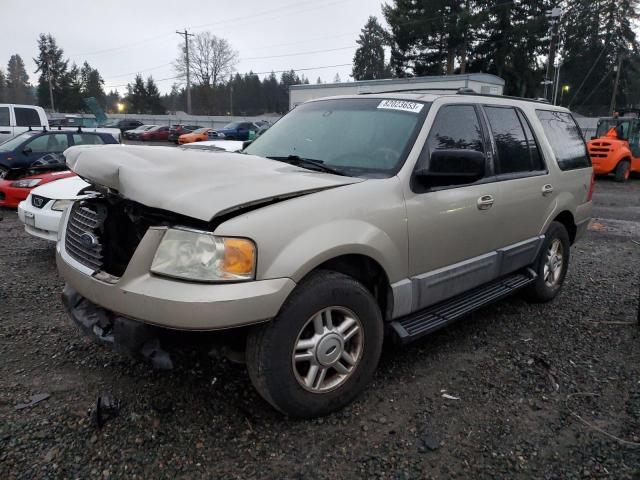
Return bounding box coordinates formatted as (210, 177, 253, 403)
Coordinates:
(58, 92, 593, 417)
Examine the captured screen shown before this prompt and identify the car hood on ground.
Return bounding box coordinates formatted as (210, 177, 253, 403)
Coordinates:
(29, 175, 89, 200)
(65, 145, 364, 221)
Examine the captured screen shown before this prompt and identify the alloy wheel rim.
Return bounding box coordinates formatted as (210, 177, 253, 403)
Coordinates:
(543, 239, 564, 288)
(292, 306, 364, 393)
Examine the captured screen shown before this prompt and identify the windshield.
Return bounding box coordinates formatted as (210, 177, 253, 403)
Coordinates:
(244, 98, 429, 177)
(222, 122, 242, 129)
(193, 127, 209, 133)
(596, 119, 631, 139)
(0, 132, 39, 152)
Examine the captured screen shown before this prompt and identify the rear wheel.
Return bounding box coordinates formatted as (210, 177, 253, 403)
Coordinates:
(614, 160, 631, 182)
(246, 270, 383, 418)
(524, 221, 571, 303)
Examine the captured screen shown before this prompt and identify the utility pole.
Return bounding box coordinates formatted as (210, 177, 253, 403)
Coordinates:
(543, 7, 562, 101)
(229, 84, 233, 116)
(176, 29, 194, 115)
(47, 57, 55, 113)
(553, 61, 562, 105)
(609, 54, 624, 116)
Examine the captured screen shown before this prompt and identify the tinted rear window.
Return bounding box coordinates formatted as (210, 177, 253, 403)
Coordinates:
(0, 106, 9, 126)
(14, 107, 43, 127)
(536, 110, 591, 170)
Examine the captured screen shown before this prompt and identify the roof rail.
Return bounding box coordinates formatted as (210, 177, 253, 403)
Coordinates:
(454, 90, 556, 105)
(359, 87, 462, 95)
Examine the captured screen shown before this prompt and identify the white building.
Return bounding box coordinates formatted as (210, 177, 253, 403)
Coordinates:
(290, 73, 505, 109)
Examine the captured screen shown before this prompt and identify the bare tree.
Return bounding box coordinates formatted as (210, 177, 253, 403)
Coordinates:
(174, 32, 238, 87)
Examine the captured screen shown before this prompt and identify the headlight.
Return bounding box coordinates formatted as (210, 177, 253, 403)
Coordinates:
(11, 179, 42, 188)
(217, 132, 225, 138)
(150, 228, 256, 282)
(51, 199, 72, 211)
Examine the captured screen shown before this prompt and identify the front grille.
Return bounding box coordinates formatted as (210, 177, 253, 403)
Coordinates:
(65, 202, 105, 271)
(31, 195, 49, 209)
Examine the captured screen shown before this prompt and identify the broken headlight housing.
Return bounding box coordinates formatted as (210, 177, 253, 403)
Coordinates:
(150, 227, 256, 282)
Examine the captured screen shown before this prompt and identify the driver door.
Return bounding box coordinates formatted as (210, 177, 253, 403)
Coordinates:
(403, 104, 503, 310)
(628, 119, 640, 158)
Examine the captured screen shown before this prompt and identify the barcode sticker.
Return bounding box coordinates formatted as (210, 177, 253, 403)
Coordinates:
(377, 99, 424, 113)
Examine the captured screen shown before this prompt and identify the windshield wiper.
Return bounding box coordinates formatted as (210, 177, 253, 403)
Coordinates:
(266, 155, 348, 176)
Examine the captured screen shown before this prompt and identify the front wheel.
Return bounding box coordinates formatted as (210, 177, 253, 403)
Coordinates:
(246, 270, 383, 418)
(614, 160, 631, 182)
(524, 221, 571, 303)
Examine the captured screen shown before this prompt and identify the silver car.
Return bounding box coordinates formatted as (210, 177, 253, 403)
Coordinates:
(57, 91, 593, 417)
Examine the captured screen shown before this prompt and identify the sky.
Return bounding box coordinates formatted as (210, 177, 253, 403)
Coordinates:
(0, 0, 384, 95)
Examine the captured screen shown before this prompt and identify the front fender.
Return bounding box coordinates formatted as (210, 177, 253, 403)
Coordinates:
(263, 219, 404, 283)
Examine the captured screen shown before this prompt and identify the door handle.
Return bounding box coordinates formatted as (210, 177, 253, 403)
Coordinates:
(542, 184, 554, 196)
(477, 195, 494, 210)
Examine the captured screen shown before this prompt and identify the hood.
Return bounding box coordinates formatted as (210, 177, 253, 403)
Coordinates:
(65, 145, 364, 221)
(29, 175, 89, 200)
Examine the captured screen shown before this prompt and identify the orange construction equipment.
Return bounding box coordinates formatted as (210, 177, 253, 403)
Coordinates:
(587, 113, 640, 182)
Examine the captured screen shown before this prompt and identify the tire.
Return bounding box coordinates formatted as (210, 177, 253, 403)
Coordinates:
(246, 270, 384, 418)
(614, 160, 631, 182)
(524, 221, 571, 303)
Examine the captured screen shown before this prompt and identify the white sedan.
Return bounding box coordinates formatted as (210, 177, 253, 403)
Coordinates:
(17, 176, 90, 242)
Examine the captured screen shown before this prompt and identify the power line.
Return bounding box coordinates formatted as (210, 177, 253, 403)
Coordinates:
(242, 45, 356, 61)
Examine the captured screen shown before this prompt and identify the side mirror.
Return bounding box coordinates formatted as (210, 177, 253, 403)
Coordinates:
(416, 149, 485, 187)
(23, 146, 32, 155)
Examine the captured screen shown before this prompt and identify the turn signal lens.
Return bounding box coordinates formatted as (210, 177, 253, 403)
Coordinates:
(223, 238, 256, 276)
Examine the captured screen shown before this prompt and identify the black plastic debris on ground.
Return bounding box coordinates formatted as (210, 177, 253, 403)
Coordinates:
(91, 394, 120, 428)
(15, 393, 50, 411)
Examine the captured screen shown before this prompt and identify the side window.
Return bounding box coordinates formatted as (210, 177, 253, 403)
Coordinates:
(536, 110, 591, 170)
(25, 134, 69, 153)
(0, 107, 9, 126)
(73, 134, 104, 146)
(14, 107, 43, 127)
(484, 106, 531, 174)
(516, 110, 545, 171)
(426, 105, 484, 153)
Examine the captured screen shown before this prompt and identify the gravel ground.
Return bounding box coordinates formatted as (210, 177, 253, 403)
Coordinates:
(0, 177, 639, 479)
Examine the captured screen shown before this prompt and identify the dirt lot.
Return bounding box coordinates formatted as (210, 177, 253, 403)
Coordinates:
(1, 177, 639, 479)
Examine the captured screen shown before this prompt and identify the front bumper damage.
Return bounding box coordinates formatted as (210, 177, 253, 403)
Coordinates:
(62, 285, 174, 369)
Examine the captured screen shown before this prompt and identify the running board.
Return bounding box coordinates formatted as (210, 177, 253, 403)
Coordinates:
(390, 268, 537, 345)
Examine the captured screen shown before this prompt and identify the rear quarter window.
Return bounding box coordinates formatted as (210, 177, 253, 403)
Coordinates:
(536, 110, 591, 170)
(14, 107, 43, 127)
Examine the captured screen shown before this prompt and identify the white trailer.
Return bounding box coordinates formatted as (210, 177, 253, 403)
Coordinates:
(289, 73, 505, 109)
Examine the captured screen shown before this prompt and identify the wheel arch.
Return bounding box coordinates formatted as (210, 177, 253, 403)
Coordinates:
(298, 253, 394, 321)
(552, 210, 577, 244)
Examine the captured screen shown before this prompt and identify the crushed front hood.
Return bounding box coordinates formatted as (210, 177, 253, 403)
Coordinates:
(64, 145, 363, 221)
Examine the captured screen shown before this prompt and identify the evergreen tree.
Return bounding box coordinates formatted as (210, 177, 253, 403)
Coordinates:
(0, 69, 5, 102)
(333, 73, 342, 83)
(470, 0, 552, 97)
(316, 76, 322, 84)
(80, 61, 106, 108)
(6, 54, 33, 104)
(384, 0, 482, 76)
(125, 75, 148, 113)
(352, 16, 391, 80)
(34, 34, 68, 110)
(145, 76, 165, 114)
(105, 90, 121, 113)
(561, 0, 640, 114)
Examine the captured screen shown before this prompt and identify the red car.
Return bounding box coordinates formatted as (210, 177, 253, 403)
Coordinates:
(0, 170, 77, 208)
(140, 126, 170, 141)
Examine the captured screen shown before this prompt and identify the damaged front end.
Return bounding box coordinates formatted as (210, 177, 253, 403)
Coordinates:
(62, 284, 174, 370)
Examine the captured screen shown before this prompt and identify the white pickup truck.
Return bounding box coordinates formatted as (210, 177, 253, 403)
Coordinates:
(0, 104, 121, 144)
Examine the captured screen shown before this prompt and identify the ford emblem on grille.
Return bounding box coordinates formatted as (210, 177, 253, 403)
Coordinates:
(79, 232, 99, 248)
(33, 197, 44, 207)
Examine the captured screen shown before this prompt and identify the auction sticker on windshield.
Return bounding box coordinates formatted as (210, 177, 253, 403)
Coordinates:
(377, 100, 424, 114)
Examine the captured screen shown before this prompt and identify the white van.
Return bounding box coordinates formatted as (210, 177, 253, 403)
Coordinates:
(0, 104, 121, 144)
(0, 104, 48, 143)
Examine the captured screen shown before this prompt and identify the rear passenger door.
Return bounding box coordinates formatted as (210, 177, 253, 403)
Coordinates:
(482, 105, 553, 249)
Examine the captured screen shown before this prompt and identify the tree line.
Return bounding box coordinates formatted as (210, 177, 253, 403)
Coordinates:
(353, 0, 640, 116)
